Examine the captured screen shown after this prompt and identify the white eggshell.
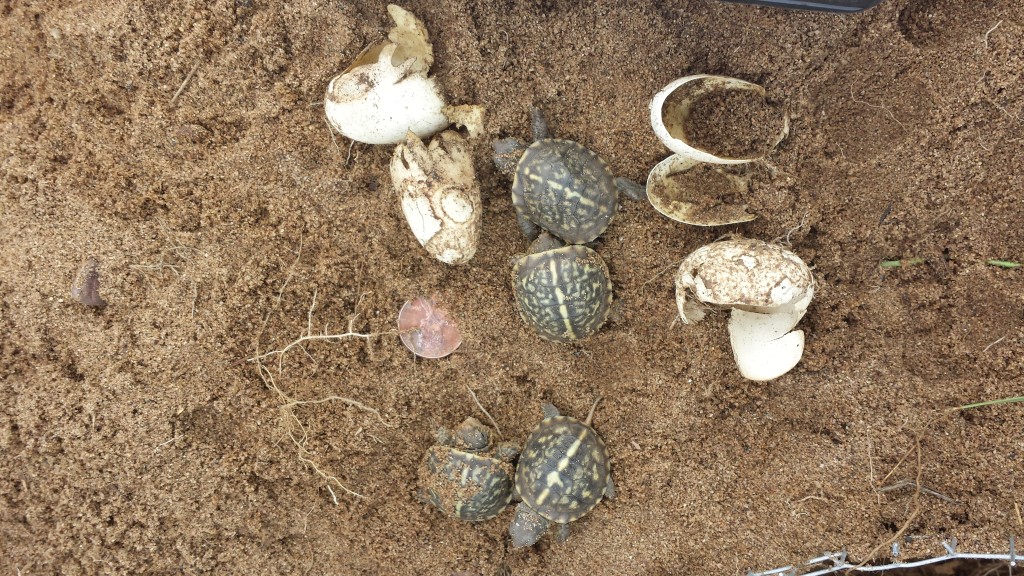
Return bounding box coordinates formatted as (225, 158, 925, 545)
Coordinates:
(325, 44, 448, 145)
(675, 238, 813, 324)
(728, 308, 806, 381)
(391, 131, 481, 264)
(674, 238, 813, 381)
(650, 74, 788, 164)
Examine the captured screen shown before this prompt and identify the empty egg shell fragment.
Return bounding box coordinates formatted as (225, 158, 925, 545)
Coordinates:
(675, 238, 813, 381)
(391, 131, 481, 265)
(650, 74, 789, 164)
(645, 154, 757, 226)
(324, 5, 448, 145)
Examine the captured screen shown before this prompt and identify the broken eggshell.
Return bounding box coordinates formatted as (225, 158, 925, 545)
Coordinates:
(324, 5, 448, 145)
(675, 238, 813, 381)
(391, 130, 481, 265)
(398, 296, 463, 359)
(645, 154, 757, 226)
(650, 74, 788, 165)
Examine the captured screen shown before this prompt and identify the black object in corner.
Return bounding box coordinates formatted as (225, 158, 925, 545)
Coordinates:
(720, 0, 883, 13)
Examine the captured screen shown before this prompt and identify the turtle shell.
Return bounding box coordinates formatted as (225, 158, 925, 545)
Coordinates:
(512, 245, 612, 343)
(512, 139, 617, 244)
(419, 445, 515, 521)
(515, 414, 611, 524)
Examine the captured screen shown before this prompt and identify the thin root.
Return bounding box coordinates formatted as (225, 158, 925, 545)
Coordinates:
(250, 246, 391, 502)
(465, 384, 502, 439)
(855, 438, 923, 568)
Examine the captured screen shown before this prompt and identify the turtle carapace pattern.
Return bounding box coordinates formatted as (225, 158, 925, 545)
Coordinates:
(511, 239, 612, 343)
(509, 402, 614, 547)
(493, 106, 647, 245)
(418, 418, 519, 522)
(512, 139, 618, 244)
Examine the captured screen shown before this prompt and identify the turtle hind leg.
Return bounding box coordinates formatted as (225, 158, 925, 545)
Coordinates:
(604, 474, 616, 500)
(510, 503, 550, 548)
(493, 138, 526, 177)
(555, 522, 571, 543)
(614, 176, 648, 201)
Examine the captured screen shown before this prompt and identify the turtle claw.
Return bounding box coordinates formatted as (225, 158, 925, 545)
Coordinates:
(604, 474, 616, 500)
(516, 211, 541, 242)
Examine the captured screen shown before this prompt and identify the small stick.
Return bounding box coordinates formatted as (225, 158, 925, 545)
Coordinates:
(465, 384, 502, 439)
(877, 479, 955, 503)
(584, 396, 603, 425)
(867, 435, 880, 505)
(1015, 501, 1022, 526)
(983, 335, 1006, 353)
(854, 438, 923, 568)
(170, 63, 200, 106)
(153, 435, 184, 452)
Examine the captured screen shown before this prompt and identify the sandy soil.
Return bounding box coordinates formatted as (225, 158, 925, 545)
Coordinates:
(1, 0, 1022, 574)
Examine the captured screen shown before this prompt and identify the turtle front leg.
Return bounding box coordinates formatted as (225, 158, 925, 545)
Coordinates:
(614, 176, 648, 201)
(510, 503, 550, 548)
(516, 210, 541, 241)
(493, 138, 527, 177)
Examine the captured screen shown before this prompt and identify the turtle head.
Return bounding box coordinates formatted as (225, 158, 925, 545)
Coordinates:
(493, 138, 526, 177)
(541, 403, 562, 419)
(435, 417, 491, 451)
(509, 502, 550, 548)
(529, 106, 550, 140)
(527, 233, 565, 255)
(494, 441, 520, 463)
(455, 417, 491, 451)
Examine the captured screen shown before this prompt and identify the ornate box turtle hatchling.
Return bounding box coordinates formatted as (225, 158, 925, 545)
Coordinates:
(511, 233, 613, 343)
(493, 107, 646, 244)
(510, 400, 615, 547)
(418, 417, 520, 521)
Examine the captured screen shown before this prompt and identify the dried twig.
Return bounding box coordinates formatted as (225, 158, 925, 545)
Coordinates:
(170, 62, 200, 106)
(855, 438, 923, 568)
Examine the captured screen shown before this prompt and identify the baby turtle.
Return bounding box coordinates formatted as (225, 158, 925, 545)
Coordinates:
(511, 233, 612, 343)
(418, 417, 520, 521)
(510, 400, 614, 547)
(494, 107, 646, 244)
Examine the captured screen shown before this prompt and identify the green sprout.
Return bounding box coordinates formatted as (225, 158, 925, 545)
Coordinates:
(954, 396, 1024, 411)
(986, 259, 1021, 269)
(879, 257, 926, 268)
